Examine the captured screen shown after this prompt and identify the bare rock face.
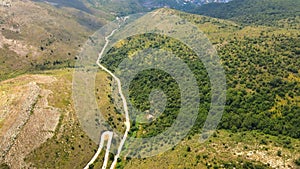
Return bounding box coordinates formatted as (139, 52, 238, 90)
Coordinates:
(0, 75, 60, 168)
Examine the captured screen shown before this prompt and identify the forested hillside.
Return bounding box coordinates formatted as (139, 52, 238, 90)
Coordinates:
(100, 8, 300, 168)
(193, 0, 300, 28)
(101, 9, 299, 140)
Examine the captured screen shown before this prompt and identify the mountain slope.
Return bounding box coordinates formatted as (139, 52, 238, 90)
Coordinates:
(0, 0, 108, 81)
(101, 8, 300, 140)
(0, 1, 299, 169)
(85, 0, 232, 16)
(193, 0, 300, 28)
(99, 8, 299, 168)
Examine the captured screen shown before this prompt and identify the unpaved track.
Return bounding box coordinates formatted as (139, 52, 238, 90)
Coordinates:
(84, 131, 113, 169)
(85, 17, 131, 169)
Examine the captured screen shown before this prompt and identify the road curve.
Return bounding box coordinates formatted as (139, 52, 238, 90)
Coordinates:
(84, 131, 113, 169)
(85, 17, 131, 169)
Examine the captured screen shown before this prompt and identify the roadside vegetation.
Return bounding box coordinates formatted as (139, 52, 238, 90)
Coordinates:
(101, 10, 299, 140)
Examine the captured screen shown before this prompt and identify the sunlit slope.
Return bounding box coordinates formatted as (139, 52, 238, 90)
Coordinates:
(0, 68, 122, 168)
(0, 0, 108, 81)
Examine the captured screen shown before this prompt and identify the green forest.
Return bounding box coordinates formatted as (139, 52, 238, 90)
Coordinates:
(101, 10, 300, 141)
(193, 0, 300, 29)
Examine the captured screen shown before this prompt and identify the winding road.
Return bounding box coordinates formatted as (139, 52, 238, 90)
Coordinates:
(84, 17, 131, 169)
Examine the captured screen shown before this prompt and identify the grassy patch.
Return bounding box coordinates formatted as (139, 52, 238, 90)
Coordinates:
(124, 130, 300, 169)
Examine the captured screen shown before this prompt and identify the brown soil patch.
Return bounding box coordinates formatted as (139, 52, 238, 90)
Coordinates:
(0, 74, 60, 168)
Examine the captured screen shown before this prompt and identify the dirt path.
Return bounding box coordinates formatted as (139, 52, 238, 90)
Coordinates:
(85, 16, 131, 169)
(84, 131, 113, 169)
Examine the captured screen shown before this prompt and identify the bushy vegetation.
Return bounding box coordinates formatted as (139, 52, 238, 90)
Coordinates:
(124, 130, 300, 169)
(102, 10, 300, 140)
(219, 33, 300, 138)
(102, 33, 211, 138)
(193, 0, 300, 28)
